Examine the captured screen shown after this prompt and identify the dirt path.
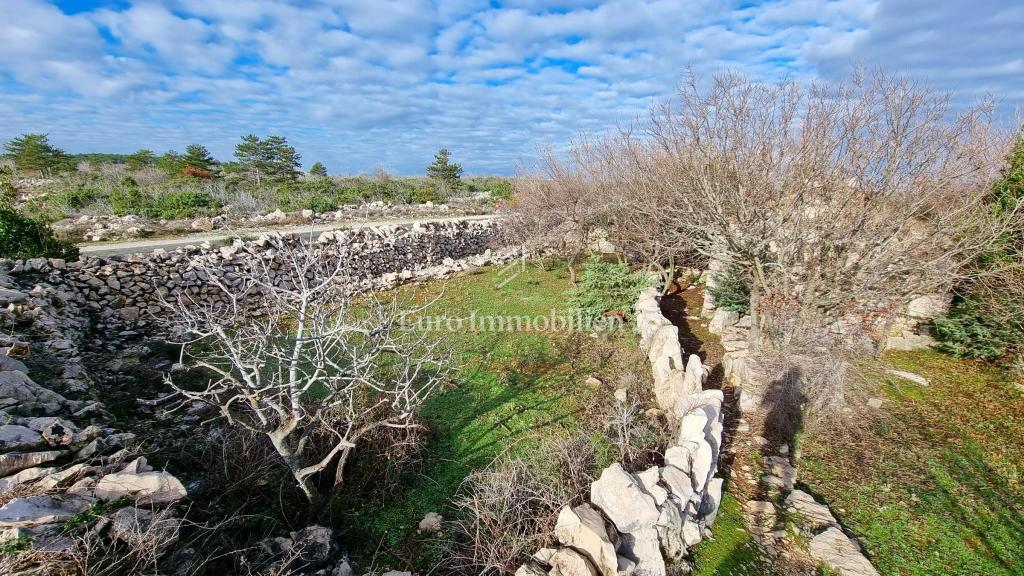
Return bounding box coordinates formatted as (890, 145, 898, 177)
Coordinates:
(661, 285, 816, 576)
(78, 213, 497, 257)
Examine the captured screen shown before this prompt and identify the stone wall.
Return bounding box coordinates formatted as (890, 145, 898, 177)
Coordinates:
(1, 220, 507, 336)
(515, 289, 726, 576)
(0, 220, 512, 568)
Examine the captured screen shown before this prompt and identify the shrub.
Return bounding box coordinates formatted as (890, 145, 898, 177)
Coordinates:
(934, 299, 1023, 361)
(149, 189, 218, 220)
(568, 255, 649, 327)
(47, 185, 100, 211)
(708, 264, 751, 315)
(0, 209, 78, 260)
(110, 186, 150, 216)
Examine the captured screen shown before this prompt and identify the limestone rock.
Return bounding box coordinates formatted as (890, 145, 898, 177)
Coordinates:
(785, 490, 838, 533)
(708, 309, 739, 334)
(0, 466, 57, 493)
(554, 504, 618, 576)
(0, 450, 67, 477)
(0, 424, 43, 451)
(618, 528, 664, 576)
(808, 527, 879, 576)
(548, 547, 598, 576)
(589, 464, 659, 534)
(0, 495, 92, 528)
(93, 461, 187, 506)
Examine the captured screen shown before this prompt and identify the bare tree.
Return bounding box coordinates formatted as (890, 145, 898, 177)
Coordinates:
(502, 144, 612, 282)
(163, 238, 449, 503)
(599, 68, 1018, 346)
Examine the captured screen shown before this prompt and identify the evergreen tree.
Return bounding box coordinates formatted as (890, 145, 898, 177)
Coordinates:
(182, 144, 215, 173)
(235, 134, 301, 185)
(156, 150, 186, 175)
(3, 134, 66, 176)
(125, 149, 156, 171)
(309, 161, 328, 177)
(426, 148, 463, 194)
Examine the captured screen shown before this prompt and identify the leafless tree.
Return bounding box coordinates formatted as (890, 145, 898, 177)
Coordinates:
(502, 144, 613, 282)
(599, 68, 1018, 345)
(162, 239, 449, 503)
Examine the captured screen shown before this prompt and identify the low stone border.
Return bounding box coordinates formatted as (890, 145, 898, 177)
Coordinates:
(514, 288, 726, 576)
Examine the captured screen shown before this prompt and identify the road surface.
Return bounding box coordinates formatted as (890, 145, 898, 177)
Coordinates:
(78, 213, 497, 257)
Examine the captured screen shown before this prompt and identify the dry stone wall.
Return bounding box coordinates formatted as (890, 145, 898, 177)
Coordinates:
(516, 288, 725, 576)
(1, 220, 508, 336)
(0, 221, 510, 570)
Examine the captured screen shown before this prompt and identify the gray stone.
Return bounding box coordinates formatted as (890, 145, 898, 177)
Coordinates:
(554, 504, 618, 576)
(808, 527, 880, 576)
(0, 425, 43, 451)
(589, 464, 659, 534)
(785, 490, 838, 533)
(0, 495, 92, 528)
(0, 450, 66, 477)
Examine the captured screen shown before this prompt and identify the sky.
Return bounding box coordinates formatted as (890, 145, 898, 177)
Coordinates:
(1, 0, 1022, 175)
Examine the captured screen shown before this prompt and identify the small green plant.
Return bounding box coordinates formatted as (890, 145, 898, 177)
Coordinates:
(0, 536, 32, 556)
(0, 209, 78, 260)
(568, 256, 650, 327)
(62, 496, 133, 532)
(709, 264, 751, 314)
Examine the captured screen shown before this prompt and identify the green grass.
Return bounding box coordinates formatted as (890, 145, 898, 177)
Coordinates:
(692, 493, 780, 576)
(801, 350, 1024, 576)
(336, 261, 619, 569)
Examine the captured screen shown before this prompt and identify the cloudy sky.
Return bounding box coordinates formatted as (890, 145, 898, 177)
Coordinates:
(2, 0, 1022, 174)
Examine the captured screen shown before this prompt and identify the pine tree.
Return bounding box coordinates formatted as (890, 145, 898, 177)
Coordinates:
(309, 162, 328, 177)
(125, 149, 155, 171)
(235, 135, 301, 186)
(183, 144, 215, 173)
(3, 134, 66, 176)
(426, 148, 463, 194)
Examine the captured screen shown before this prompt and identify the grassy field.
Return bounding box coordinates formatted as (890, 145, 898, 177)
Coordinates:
(800, 350, 1024, 576)
(336, 261, 633, 570)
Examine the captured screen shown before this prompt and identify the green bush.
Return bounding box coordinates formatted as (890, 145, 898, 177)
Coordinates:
(568, 256, 650, 327)
(934, 300, 1023, 361)
(47, 185, 99, 211)
(149, 189, 218, 220)
(109, 186, 150, 216)
(708, 265, 751, 315)
(0, 209, 78, 260)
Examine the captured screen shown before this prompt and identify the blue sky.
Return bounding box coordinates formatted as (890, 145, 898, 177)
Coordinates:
(2, 0, 1022, 174)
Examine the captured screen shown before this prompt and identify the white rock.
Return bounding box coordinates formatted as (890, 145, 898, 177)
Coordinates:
(548, 547, 598, 576)
(554, 504, 618, 576)
(808, 527, 880, 576)
(708, 309, 739, 334)
(885, 369, 929, 386)
(0, 450, 67, 477)
(785, 490, 838, 532)
(589, 464, 659, 534)
(618, 528, 665, 576)
(94, 466, 187, 506)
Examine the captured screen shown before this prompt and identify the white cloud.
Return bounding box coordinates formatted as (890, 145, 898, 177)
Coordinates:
(0, 0, 1020, 174)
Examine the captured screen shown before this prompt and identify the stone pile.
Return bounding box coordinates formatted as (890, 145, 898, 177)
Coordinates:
(514, 287, 726, 576)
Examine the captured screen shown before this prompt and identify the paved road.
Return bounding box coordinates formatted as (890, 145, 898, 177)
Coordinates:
(78, 213, 497, 257)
